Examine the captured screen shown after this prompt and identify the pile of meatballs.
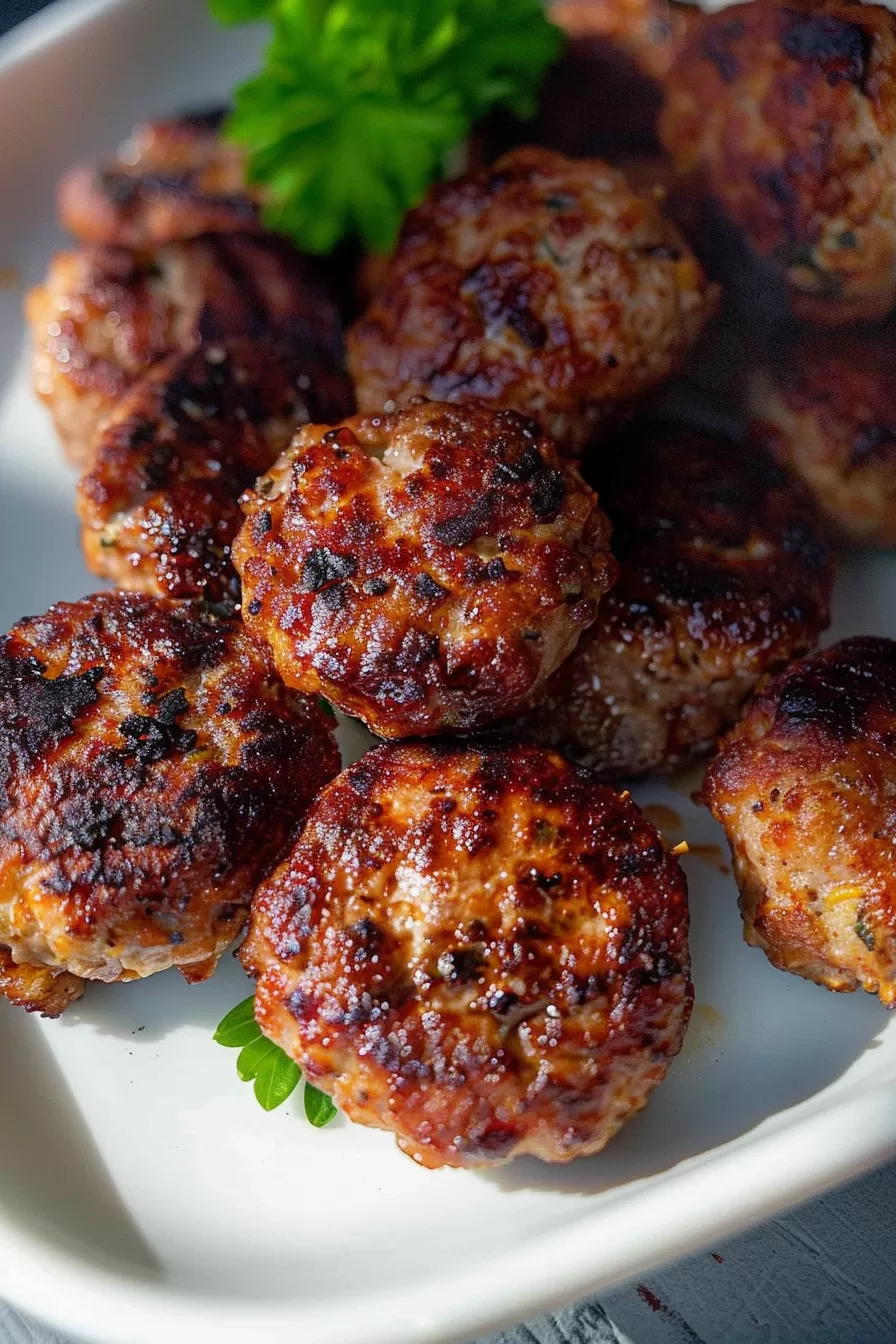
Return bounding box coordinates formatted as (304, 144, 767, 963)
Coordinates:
(4, 0, 896, 1171)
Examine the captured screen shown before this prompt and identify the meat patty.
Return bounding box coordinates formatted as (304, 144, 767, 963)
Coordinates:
(523, 421, 833, 777)
(0, 591, 339, 1010)
(348, 146, 717, 454)
(659, 0, 896, 325)
(747, 325, 896, 547)
(76, 339, 353, 606)
(234, 401, 615, 738)
(26, 232, 342, 467)
(57, 109, 260, 248)
(551, 0, 692, 81)
(704, 637, 896, 1006)
(241, 740, 692, 1168)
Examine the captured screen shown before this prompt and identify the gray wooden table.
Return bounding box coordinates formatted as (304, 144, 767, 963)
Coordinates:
(2, 3, 895, 1342)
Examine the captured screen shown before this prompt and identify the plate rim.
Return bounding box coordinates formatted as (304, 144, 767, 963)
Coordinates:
(1, 3, 895, 1343)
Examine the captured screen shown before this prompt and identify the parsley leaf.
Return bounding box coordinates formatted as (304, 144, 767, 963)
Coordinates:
(213, 994, 262, 1047)
(211, 0, 561, 253)
(214, 993, 337, 1122)
(255, 1052, 303, 1110)
(304, 1082, 338, 1127)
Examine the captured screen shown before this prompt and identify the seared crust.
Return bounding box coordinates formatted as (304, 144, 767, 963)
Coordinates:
(77, 340, 353, 606)
(0, 592, 340, 1000)
(0, 945, 84, 1017)
(748, 326, 896, 547)
(659, 0, 896, 324)
(234, 401, 615, 738)
(704, 637, 896, 1006)
(26, 233, 343, 467)
(347, 147, 717, 453)
(58, 110, 260, 248)
(524, 421, 833, 777)
(241, 740, 692, 1168)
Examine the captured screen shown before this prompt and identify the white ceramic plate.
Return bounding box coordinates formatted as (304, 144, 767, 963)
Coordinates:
(1, 4, 895, 1344)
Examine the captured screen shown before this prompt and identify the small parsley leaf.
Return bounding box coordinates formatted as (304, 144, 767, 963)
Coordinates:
(255, 1052, 303, 1111)
(236, 1035, 280, 1081)
(213, 994, 263, 1048)
(304, 1082, 338, 1127)
(209, 0, 274, 22)
(211, 0, 562, 253)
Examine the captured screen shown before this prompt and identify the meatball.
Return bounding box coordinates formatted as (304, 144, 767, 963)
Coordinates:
(241, 740, 692, 1168)
(347, 147, 717, 453)
(551, 0, 692, 81)
(57, 110, 259, 249)
(523, 421, 833, 778)
(659, 0, 896, 325)
(234, 401, 615, 738)
(0, 592, 339, 1010)
(748, 326, 896, 548)
(76, 340, 353, 606)
(26, 232, 342, 467)
(704, 637, 896, 1007)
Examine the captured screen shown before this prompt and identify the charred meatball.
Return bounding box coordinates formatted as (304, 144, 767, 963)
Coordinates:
(524, 422, 833, 777)
(659, 0, 896, 325)
(57, 110, 259, 248)
(748, 326, 896, 547)
(704, 637, 896, 1006)
(241, 740, 692, 1168)
(234, 401, 615, 738)
(26, 232, 342, 467)
(0, 592, 339, 1009)
(347, 147, 717, 453)
(77, 340, 353, 606)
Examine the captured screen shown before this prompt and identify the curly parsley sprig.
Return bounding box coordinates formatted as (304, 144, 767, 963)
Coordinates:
(214, 994, 337, 1124)
(209, 0, 562, 253)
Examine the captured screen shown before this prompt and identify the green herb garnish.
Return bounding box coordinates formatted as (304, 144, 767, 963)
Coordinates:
(208, 0, 562, 254)
(214, 994, 337, 1122)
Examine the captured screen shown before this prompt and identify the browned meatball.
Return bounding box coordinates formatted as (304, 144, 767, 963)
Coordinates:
(348, 147, 717, 453)
(57, 110, 260, 248)
(0, 592, 339, 1011)
(241, 740, 692, 1168)
(748, 326, 896, 547)
(659, 0, 896, 325)
(523, 421, 833, 777)
(26, 232, 342, 467)
(551, 0, 692, 81)
(234, 401, 615, 738)
(76, 340, 353, 607)
(704, 637, 896, 1006)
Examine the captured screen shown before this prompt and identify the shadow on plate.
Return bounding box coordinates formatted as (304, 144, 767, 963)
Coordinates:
(0, 1006, 161, 1275)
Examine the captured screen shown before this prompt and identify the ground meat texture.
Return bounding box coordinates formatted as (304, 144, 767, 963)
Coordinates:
(704, 637, 896, 1007)
(76, 340, 353, 606)
(0, 592, 339, 1009)
(57, 110, 260, 248)
(0, 945, 84, 1017)
(748, 325, 896, 547)
(659, 0, 896, 325)
(347, 147, 717, 454)
(233, 401, 615, 738)
(240, 740, 692, 1168)
(25, 232, 343, 468)
(522, 421, 833, 778)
